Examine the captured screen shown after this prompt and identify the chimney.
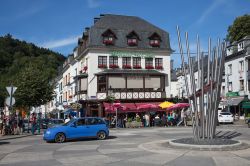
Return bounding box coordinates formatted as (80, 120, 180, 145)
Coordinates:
(85, 27, 90, 32)
(94, 17, 100, 24)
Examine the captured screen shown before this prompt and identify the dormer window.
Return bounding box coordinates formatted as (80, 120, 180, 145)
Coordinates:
(127, 38, 137, 46)
(127, 31, 140, 46)
(103, 36, 114, 45)
(149, 32, 161, 47)
(102, 29, 117, 46)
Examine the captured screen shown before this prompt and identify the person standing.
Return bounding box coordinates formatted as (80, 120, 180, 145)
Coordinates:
(18, 117, 24, 134)
(31, 113, 37, 135)
(145, 113, 150, 127)
(65, 115, 72, 123)
(0, 112, 4, 135)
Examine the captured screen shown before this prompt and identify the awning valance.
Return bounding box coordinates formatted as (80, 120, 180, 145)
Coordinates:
(220, 97, 244, 106)
(103, 102, 162, 113)
(242, 101, 250, 109)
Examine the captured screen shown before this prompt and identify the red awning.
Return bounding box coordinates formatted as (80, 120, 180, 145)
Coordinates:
(103, 102, 164, 113)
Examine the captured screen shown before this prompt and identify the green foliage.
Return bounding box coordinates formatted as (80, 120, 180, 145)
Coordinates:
(105, 95, 115, 103)
(13, 64, 54, 107)
(127, 117, 132, 123)
(0, 34, 65, 107)
(226, 14, 250, 43)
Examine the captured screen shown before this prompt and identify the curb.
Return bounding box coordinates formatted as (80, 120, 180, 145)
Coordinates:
(168, 139, 242, 149)
(0, 134, 42, 141)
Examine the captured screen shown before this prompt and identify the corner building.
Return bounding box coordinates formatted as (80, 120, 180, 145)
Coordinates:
(75, 14, 173, 117)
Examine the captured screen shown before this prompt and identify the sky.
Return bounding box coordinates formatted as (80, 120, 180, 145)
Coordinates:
(0, 0, 249, 68)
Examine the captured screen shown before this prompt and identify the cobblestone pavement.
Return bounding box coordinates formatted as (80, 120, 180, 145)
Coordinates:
(0, 124, 249, 166)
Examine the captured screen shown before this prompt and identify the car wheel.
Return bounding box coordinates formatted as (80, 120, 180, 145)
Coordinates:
(248, 123, 250, 128)
(97, 131, 107, 140)
(55, 133, 66, 143)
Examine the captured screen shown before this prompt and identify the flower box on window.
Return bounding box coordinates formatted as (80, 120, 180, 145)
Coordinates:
(109, 64, 119, 68)
(145, 65, 154, 69)
(128, 39, 137, 46)
(69, 95, 73, 98)
(98, 64, 107, 68)
(150, 40, 160, 47)
(103, 39, 114, 45)
(133, 65, 141, 69)
(122, 65, 131, 69)
(155, 66, 163, 70)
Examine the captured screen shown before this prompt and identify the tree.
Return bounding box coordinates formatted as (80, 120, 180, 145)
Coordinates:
(14, 64, 54, 110)
(0, 34, 65, 107)
(227, 14, 250, 43)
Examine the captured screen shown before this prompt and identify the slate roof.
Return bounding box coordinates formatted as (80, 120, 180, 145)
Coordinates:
(95, 69, 166, 76)
(85, 14, 172, 51)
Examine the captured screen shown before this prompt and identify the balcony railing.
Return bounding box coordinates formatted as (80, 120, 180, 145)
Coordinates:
(97, 90, 165, 100)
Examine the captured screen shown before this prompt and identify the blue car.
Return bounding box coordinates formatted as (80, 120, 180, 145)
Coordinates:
(43, 117, 109, 143)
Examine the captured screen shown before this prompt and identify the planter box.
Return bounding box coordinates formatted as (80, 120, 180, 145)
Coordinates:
(125, 121, 142, 128)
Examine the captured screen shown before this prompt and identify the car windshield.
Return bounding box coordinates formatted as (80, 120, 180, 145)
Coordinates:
(62, 119, 75, 126)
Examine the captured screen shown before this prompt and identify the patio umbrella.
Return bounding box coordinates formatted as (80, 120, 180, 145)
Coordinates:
(167, 103, 190, 110)
(159, 101, 174, 109)
(137, 103, 158, 110)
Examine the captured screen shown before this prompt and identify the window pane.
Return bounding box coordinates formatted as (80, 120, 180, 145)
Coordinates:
(109, 77, 126, 88)
(80, 78, 87, 91)
(145, 58, 153, 66)
(98, 56, 107, 65)
(155, 58, 163, 66)
(127, 76, 143, 88)
(133, 57, 141, 66)
(109, 56, 118, 65)
(76, 119, 85, 126)
(122, 57, 131, 65)
(145, 77, 161, 88)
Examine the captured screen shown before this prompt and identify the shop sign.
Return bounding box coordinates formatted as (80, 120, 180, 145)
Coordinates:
(110, 50, 154, 58)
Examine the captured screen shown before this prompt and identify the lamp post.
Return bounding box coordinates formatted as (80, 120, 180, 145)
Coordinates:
(108, 86, 117, 128)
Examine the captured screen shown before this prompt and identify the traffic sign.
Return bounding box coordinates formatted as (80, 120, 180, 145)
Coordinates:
(6, 86, 17, 96)
(5, 97, 16, 106)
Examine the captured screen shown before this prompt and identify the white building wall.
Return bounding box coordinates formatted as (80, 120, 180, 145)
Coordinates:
(225, 57, 246, 95)
(81, 50, 171, 99)
(170, 81, 178, 97)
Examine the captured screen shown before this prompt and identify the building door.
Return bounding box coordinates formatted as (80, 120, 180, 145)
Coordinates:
(91, 109, 98, 117)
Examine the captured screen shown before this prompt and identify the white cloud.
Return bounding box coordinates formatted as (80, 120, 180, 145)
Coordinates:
(41, 35, 80, 49)
(195, 0, 226, 25)
(87, 0, 101, 8)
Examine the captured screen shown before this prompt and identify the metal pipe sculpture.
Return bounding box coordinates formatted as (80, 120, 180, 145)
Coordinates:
(176, 26, 226, 139)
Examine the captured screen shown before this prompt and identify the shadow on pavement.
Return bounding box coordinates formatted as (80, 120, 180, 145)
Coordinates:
(0, 141, 10, 145)
(216, 131, 242, 139)
(46, 135, 117, 144)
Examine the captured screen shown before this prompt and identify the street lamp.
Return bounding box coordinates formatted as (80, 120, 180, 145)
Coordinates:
(108, 86, 117, 129)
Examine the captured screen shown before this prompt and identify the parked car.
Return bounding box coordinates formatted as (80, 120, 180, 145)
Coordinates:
(47, 119, 64, 129)
(43, 117, 109, 143)
(247, 119, 250, 128)
(40, 119, 50, 129)
(218, 112, 234, 124)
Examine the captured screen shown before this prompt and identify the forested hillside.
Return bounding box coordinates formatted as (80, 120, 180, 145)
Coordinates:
(0, 34, 66, 108)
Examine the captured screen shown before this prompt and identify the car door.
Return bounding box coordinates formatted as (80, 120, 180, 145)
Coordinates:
(75, 118, 92, 138)
(86, 118, 105, 137)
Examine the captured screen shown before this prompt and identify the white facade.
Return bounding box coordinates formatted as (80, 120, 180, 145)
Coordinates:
(224, 36, 250, 98)
(79, 49, 171, 100)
